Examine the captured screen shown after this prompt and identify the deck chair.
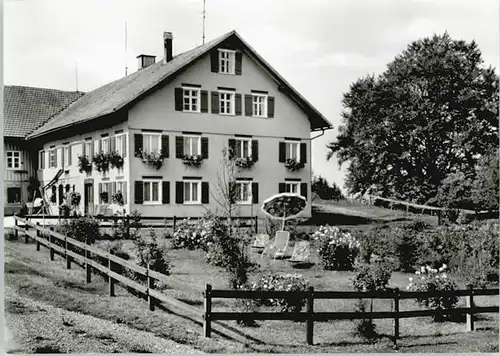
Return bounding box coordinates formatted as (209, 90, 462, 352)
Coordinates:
(261, 231, 290, 260)
(287, 241, 310, 266)
(251, 234, 270, 248)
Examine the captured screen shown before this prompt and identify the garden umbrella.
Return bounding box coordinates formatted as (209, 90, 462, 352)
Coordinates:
(261, 193, 307, 231)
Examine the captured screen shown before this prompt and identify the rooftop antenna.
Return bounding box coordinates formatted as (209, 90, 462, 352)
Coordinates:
(202, 0, 206, 44)
(75, 62, 79, 92)
(125, 21, 128, 76)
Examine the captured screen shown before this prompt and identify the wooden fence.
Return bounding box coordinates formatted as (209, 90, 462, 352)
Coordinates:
(22, 214, 259, 235)
(12, 215, 260, 345)
(203, 284, 499, 346)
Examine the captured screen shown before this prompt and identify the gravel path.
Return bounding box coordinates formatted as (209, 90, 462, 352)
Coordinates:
(4, 285, 204, 354)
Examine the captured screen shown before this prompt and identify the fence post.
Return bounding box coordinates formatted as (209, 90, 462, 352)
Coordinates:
(203, 284, 212, 338)
(147, 264, 155, 311)
(466, 285, 475, 332)
(108, 253, 115, 297)
(173, 216, 177, 231)
(36, 222, 41, 251)
(49, 227, 55, 261)
(306, 286, 314, 345)
(85, 238, 91, 284)
(14, 215, 18, 239)
(254, 216, 258, 234)
(65, 235, 72, 269)
(394, 288, 400, 346)
(126, 214, 130, 240)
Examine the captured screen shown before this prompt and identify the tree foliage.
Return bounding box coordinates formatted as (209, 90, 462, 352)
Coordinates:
(327, 33, 499, 208)
(312, 175, 345, 201)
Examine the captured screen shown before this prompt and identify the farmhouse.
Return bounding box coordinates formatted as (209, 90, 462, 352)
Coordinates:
(7, 30, 331, 217)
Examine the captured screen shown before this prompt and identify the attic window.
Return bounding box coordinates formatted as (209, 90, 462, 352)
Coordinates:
(218, 49, 235, 74)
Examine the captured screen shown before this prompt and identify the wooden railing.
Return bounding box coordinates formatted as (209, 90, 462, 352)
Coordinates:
(21, 214, 259, 234)
(203, 284, 499, 346)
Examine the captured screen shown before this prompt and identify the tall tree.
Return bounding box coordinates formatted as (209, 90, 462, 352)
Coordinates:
(327, 33, 499, 205)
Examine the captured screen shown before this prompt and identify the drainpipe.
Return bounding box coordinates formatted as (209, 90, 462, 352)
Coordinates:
(311, 128, 327, 140)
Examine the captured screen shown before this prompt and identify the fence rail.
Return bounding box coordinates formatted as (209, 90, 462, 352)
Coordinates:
(21, 214, 259, 233)
(203, 284, 499, 346)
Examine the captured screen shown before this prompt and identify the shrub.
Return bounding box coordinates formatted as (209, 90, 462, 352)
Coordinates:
(392, 227, 420, 272)
(353, 300, 378, 342)
(407, 264, 459, 322)
(60, 216, 100, 245)
(172, 219, 205, 250)
(251, 274, 309, 313)
(313, 225, 360, 270)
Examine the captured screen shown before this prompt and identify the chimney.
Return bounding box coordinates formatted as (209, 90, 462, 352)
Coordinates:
(163, 32, 173, 63)
(136, 54, 156, 70)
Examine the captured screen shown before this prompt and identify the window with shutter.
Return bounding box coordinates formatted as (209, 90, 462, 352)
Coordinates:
(182, 87, 201, 112)
(285, 182, 300, 194)
(219, 90, 235, 115)
(143, 178, 162, 204)
(252, 93, 268, 117)
(115, 134, 126, 156)
(267, 96, 275, 118)
(182, 180, 201, 204)
(300, 183, 308, 199)
(218, 49, 236, 74)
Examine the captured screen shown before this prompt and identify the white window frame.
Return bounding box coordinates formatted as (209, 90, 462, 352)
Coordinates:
(100, 182, 110, 204)
(143, 178, 162, 205)
(6, 151, 21, 170)
(252, 93, 268, 118)
(285, 182, 300, 194)
(63, 145, 71, 167)
(101, 137, 110, 154)
(49, 149, 57, 168)
(38, 150, 45, 169)
(115, 134, 126, 156)
(84, 140, 93, 158)
(219, 90, 235, 115)
(116, 181, 127, 204)
(143, 133, 162, 155)
(235, 138, 252, 159)
(183, 180, 201, 204)
(182, 87, 201, 113)
(285, 141, 300, 161)
(235, 181, 252, 205)
(183, 135, 201, 156)
(218, 49, 236, 75)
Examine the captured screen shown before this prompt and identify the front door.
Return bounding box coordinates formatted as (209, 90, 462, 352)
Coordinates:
(84, 182, 94, 215)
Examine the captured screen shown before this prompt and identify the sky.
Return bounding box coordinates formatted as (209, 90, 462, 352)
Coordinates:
(5, 0, 499, 194)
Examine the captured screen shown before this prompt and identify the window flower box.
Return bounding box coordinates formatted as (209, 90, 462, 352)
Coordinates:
(182, 154, 204, 167)
(92, 152, 110, 175)
(136, 149, 164, 170)
(78, 155, 92, 174)
(234, 157, 254, 169)
(285, 158, 305, 171)
(109, 151, 125, 170)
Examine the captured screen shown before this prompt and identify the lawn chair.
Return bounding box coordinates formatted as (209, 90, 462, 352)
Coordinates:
(261, 231, 290, 260)
(287, 241, 311, 267)
(251, 234, 270, 249)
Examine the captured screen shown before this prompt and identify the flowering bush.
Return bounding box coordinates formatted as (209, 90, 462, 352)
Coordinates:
(137, 149, 164, 170)
(284, 158, 305, 171)
(352, 260, 392, 292)
(77, 155, 92, 174)
(60, 216, 100, 246)
(109, 151, 125, 170)
(171, 214, 220, 250)
(313, 225, 361, 270)
(182, 154, 204, 167)
(134, 228, 171, 279)
(251, 274, 309, 313)
(234, 157, 254, 169)
(407, 264, 459, 321)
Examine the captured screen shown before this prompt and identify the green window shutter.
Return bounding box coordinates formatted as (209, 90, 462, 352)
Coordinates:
(134, 181, 143, 204)
(98, 183, 103, 203)
(161, 135, 169, 158)
(201, 182, 209, 204)
(175, 181, 184, 203)
(235, 93, 242, 115)
(201, 90, 209, 113)
(134, 134, 143, 157)
(162, 181, 170, 204)
(235, 51, 242, 75)
(228, 139, 236, 159)
(252, 182, 258, 204)
(300, 143, 307, 163)
(122, 135, 127, 157)
(175, 136, 184, 158)
(251, 140, 259, 162)
(279, 142, 286, 162)
(244, 94, 253, 116)
(174, 88, 183, 111)
(268, 96, 275, 118)
(210, 49, 219, 73)
(211, 92, 219, 114)
(279, 183, 286, 193)
(301, 183, 308, 199)
(201, 137, 209, 159)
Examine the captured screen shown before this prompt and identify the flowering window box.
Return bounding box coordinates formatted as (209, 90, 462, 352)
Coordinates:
(136, 149, 164, 170)
(182, 154, 204, 167)
(284, 158, 305, 171)
(234, 157, 254, 169)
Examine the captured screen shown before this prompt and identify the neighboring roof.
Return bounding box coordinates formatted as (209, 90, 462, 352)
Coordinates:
(4, 85, 84, 138)
(28, 30, 331, 139)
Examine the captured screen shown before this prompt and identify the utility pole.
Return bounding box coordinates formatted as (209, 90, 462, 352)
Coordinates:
(202, 0, 206, 44)
(125, 22, 128, 76)
(75, 62, 79, 91)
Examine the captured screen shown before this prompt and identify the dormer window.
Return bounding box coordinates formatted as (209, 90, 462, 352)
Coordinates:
(218, 49, 235, 74)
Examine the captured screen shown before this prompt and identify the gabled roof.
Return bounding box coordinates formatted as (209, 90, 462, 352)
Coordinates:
(28, 30, 331, 139)
(4, 85, 84, 138)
